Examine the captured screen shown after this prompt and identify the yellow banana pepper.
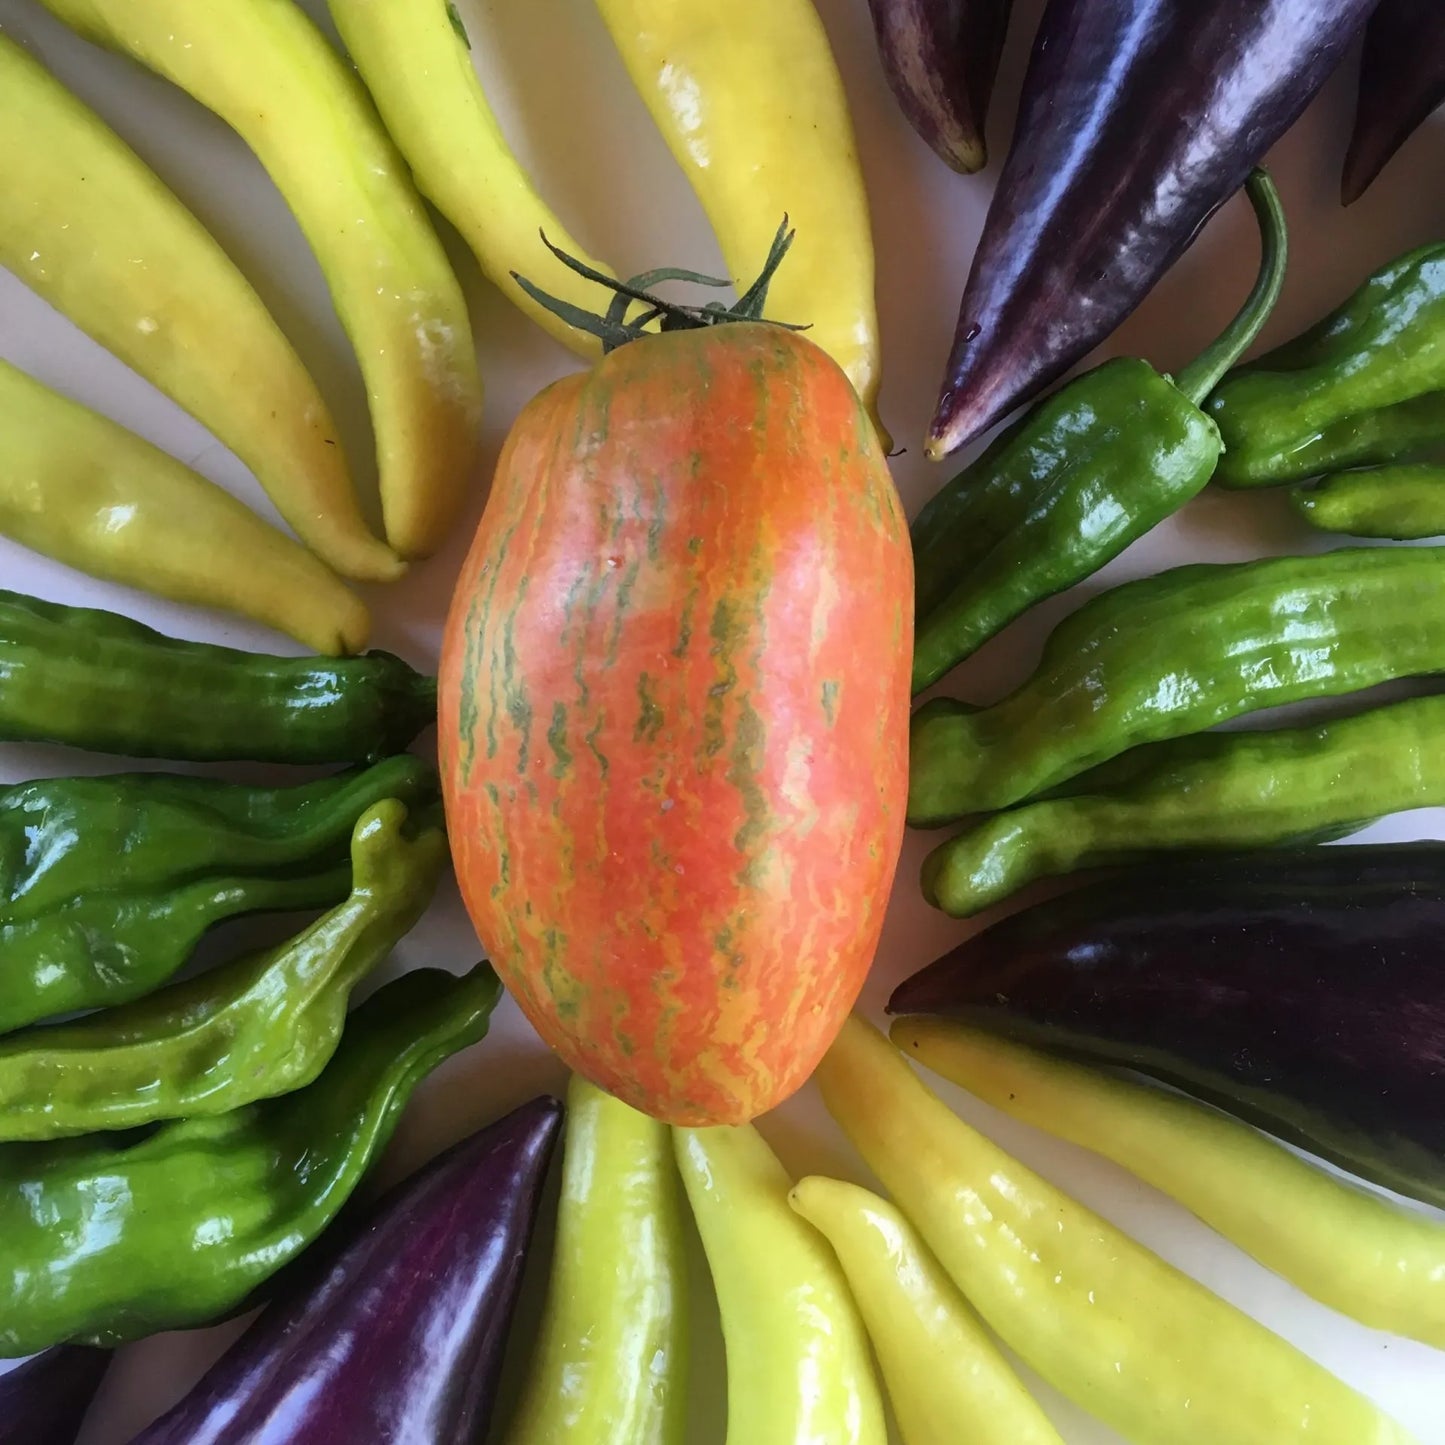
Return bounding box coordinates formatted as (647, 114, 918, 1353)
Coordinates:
(789, 1175, 1063, 1445)
(592, 0, 888, 443)
(0, 32, 398, 584)
(0, 360, 368, 655)
(326, 0, 618, 360)
(39, 0, 484, 561)
(816, 1016, 1417, 1445)
(673, 1123, 887, 1445)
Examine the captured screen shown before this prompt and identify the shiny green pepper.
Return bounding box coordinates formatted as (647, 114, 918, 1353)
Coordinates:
(0, 962, 501, 1354)
(0, 588, 436, 763)
(1210, 241, 1445, 537)
(0, 799, 444, 1141)
(909, 545, 1445, 825)
(0, 754, 437, 1034)
(911, 171, 1287, 693)
(921, 690, 1445, 916)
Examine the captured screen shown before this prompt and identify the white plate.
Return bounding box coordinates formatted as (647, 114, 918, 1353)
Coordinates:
(0, 0, 1441, 1439)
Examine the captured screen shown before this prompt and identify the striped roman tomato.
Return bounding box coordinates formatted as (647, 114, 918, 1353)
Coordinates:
(440, 321, 911, 1124)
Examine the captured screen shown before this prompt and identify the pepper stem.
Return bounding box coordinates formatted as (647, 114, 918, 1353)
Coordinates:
(1172, 169, 1289, 406)
(511, 218, 807, 353)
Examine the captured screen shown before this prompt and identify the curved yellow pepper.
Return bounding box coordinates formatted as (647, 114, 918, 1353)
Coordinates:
(39, 0, 484, 561)
(790, 1175, 1063, 1445)
(0, 32, 398, 585)
(816, 1016, 1417, 1445)
(674, 1123, 887, 1445)
(0, 360, 368, 656)
(326, 0, 618, 361)
(593, 0, 888, 443)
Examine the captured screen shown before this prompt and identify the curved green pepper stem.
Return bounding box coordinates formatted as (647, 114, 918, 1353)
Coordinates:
(1173, 169, 1289, 406)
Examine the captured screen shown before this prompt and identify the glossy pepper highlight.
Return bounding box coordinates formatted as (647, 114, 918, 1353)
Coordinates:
(40, 0, 483, 561)
(0, 32, 398, 584)
(817, 1016, 1416, 1445)
(909, 545, 1445, 824)
(674, 1124, 887, 1445)
(894, 1019, 1445, 1350)
(0, 359, 370, 655)
(919, 690, 1445, 915)
(1210, 242, 1445, 538)
(0, 755, 434, 1036)
(911, 171, 1287, 691)
(593, 0, 887, 441)
(789, 1176, 1062, 1445)
(510, 1076, 688, 1445)
(0, 800, 444, 1141)
(0, 963, 502, 1355)
(0, 589, 436, 763)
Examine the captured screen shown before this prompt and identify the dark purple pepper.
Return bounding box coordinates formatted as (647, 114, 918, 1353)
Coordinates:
(865, 0, 1013, 173)
(0, 1347, 110, 1445)
(926, 0, 1375, 459)
(1343, 0, 1445, 204)
(130, 1096, 563, 1445)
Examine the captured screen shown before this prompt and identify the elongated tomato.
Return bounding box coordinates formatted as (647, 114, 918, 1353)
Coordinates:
(440, 323, 911, 1124)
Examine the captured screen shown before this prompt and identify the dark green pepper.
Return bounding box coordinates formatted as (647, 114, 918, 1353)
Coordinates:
(909, 545, 1445, 825)
(910, 171, 1287, 693)
(0, 754, 437, 1034)
(0, 961, 501, 1354)
(0, 588, 436, 762)
(920, 690, 1445, 916)
(0, 799, 444, 1140)
(1209, 241, 1445, 537)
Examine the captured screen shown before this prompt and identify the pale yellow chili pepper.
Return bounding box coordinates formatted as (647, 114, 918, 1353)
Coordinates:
(40, 0, 484, 561)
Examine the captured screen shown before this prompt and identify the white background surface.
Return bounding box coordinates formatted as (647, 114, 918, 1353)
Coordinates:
(0, 0, 1442, 1439)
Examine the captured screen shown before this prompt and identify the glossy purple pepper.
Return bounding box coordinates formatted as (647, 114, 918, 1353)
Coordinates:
(1343, 0, 1445, 203)
(130, 1096, 563, 1445)
(0, 1347, 110, 1445)
(927, 0, 1375, 459)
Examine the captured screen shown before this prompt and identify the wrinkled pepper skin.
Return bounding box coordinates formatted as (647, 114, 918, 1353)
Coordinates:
(0, 32, 398, 585)
(0, 964, 501, 1355)
(328, 0, 620, 360)
(510, 1076, 688, 1445)
(1343, 0, 1445, 204)
(893, 848, 1445, 1210)
(40, 0, 483, 561)
(893, 1019, 1445, 1350)
(909, 546, 1445, 825)
(817, 1017, 1416, 1445)
(593, 0, 887, 441)
(0, 1346, 110, 1445)
(927, 0, 1373, 458)
(133, 1096, 562, 1445)
(865, 0, 1012, 174)
(919, 690, 1445, 915)
(789, 1176, 1062, 1445)
(0, 589, 436, 763)
(0, 800, 444, 1140)
(1210, 243, 1445, 535)
(675, 1124, 887, 1445)
(0, 755, 434, 1034)
(441, 324, 911, 1125)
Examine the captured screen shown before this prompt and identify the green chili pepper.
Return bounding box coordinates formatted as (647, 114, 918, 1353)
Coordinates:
(817, 1016, 1417, 1445)
(911, 171, 1288, 693)
(0, 588, 436, 763)
(0, 754, 436, 1034)
(0, 962, 502, 1355)
(894, 1020, 1445, 1352)
(909, 545, 1445, 825)
(509, 1075, 688, 1445)
(0, 799, 444, 1141)
(1209, 242, 1445, 539)
(920, 690, 1445, 916)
